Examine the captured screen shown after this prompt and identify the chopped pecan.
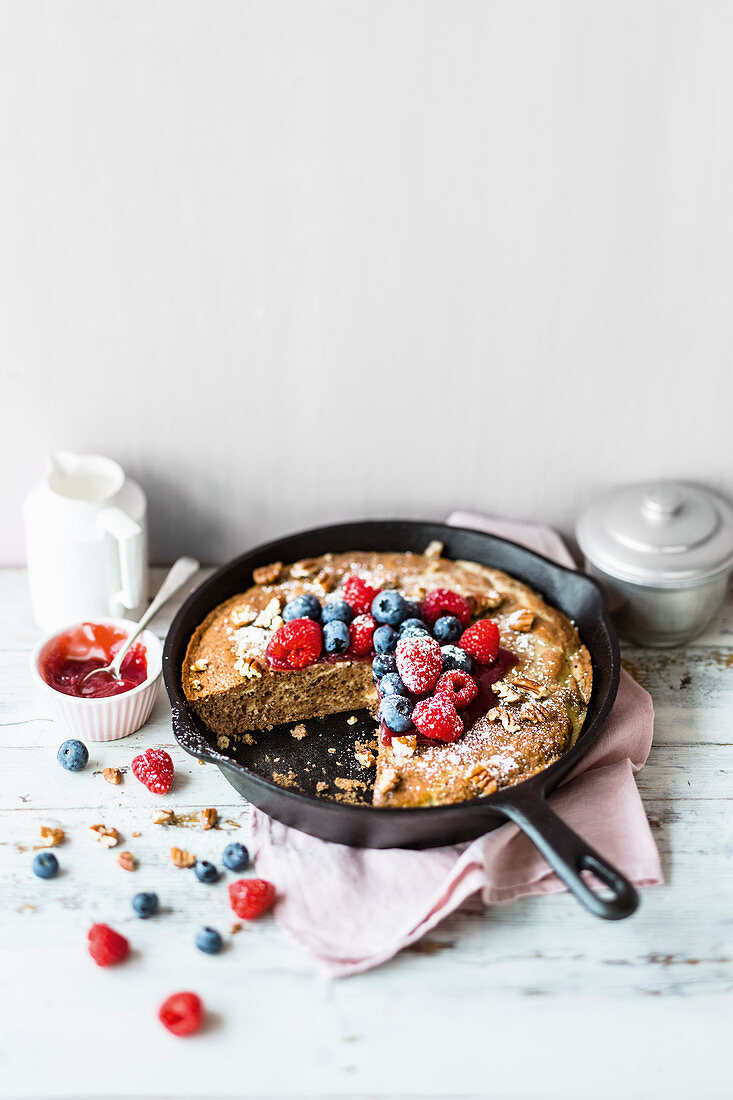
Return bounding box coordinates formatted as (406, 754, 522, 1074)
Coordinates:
(520, 700, 552, 724)
(391, 735, 417, 761)
(39, 826, 65, 848)
(486, 707, 521, 734)
(117, 851, 136, 872)
(154, 809, 176, 825)
(102, 767, 122, 785)
(466, 763, 498, 795)
(199, 807, 218, 830)
(253, 561, 283, 585)
(289, 558, 320, 579)
(493, 679, 523, 704)
(315, 568, 336, 593)
(170, 847, 196, 868)
(507, 608, 534, 632)
(89, 824, 121, 848)
(509, 675, 549, 698)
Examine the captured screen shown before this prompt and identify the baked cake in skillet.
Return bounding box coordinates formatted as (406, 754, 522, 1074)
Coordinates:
(182, 542, 592, 807)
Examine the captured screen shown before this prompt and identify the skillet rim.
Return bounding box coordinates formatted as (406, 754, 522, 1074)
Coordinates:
(163, 518, 620, 820)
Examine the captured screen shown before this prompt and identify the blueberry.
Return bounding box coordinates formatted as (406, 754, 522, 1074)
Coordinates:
(370, 590, 407, 627)
(33, 852, 59, 879)
(378, 694, 414, 733)
(194, 860, 218, 884)
(195, 926, 223, 955)
(399, 618, 430, 639)
(372, 654, 397, 683)
(441, 644, 474, 674)
(222, 842, 250, 872)
(132, 891, 159, 918)
(373, 625, 397, 654)
(282, 594, 322, 622)
(322, 599, 354, 625)
(403, 600, 423, 619)
(379, 672, 408, 697)
(323, 619, 350, 655)
(57, 739, 89, 772)
(433, 615, 463, 644)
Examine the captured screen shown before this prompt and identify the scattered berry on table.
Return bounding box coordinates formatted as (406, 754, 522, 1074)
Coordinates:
(422, 588, 472, 627)
(370, 590, 407, 627)
(372, 653, 397, 682)
(88, 923, 129, 967)
(441, 644, 474, 674)
(349, 614, 377, 656)
(436, 669, 478, 710)
(229, 878, 276, 919)
(432, 615, 463, 644)
(461, 619, 500, 665)
(266, 618, 322, 669)
(321, 599, 355, 625)
(159, 991, 203, 1037)
(395, 634, 443, 694)
(398, 618, 430, 639)
(222, 842, 250, 872)
(373, 624, 397, 654)
(132, 891, 159, 919)
(378, 693, 414, 733)
(33, 851, 59, 879)
(412, 694, 464, 742)
(195, 926, 223, 955)
(343, 575, 381, 615)
(282, 593, 322, 623)
(131, 748, 174, 794)
(194, 860, 218, 884)
(378, 672, 408, 696)
(323, 619, 350, 655)
(57, 739, 89, 772)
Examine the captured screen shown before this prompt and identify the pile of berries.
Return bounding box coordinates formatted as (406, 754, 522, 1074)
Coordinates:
(267, 578, 501, 744)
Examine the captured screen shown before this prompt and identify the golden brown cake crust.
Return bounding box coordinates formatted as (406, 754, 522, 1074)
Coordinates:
(182, 547, 593, 807)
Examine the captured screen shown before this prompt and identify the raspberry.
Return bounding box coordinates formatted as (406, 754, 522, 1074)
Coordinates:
(436, 669, 478, 710)
(343, 575, 381, 615)
(395, 634, 442, 693)
(88, 923, 129, 967)
(229, 878, 276, 919)
(412, 694, 464, 742)
(422, 588, 472, 627)
(158, 991, 203, 1037)
(266, 618, 322, 669)
(349, 614, 377, 656)
(131, 748, 174, 795)
(461, 619, 500, 665)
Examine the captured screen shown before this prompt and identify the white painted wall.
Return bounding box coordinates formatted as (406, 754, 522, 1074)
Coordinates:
(1, 0, 732, 565)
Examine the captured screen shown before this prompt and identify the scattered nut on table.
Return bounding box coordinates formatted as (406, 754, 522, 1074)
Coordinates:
(89, 824, 121, 848)
(117, 851, 136, 871)
(170, 847, 196, 868)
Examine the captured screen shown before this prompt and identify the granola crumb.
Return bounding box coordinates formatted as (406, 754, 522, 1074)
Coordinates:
(230, 923, 242, 935)
(291, 723, 307, 740)
(131, 831, 141, 838)
(102, 767, 122, 785)
(347, 716, 358, 726)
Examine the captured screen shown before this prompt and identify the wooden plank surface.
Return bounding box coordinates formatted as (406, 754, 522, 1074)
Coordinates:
(1, 568, 731, 1099)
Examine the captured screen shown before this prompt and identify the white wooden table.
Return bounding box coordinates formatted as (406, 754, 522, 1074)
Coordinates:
(2, 568, 731, 1100)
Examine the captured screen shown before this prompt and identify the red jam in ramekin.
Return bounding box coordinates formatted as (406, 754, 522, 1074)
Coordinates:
(39, 622, 148, 699)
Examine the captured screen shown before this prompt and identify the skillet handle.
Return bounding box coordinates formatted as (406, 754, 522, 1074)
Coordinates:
(496, 793, 639, 920)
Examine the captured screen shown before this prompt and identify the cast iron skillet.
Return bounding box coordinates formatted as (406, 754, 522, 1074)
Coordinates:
(163, 520, 638, 921)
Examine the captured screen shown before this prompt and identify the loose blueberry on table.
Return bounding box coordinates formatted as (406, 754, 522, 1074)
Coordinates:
(132, 891, 159, 918)
(222, 842, 250, 872)
(195, 926, 223, 955)
(57, 739, 89, 772)
(33, 851, 59, 879)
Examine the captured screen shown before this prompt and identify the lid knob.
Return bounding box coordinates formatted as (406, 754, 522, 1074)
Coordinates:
(642, 486, 685, 524)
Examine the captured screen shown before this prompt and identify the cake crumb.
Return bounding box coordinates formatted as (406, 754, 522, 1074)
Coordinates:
(230, 923, 242, 935)
(327, 747, 337, 754)
(347, 715, 358, 726)
(291, 724, 308, 740)
(316, 781, 329, 794)
(355, 743, 376, 768)
(272, 769, 298, 789)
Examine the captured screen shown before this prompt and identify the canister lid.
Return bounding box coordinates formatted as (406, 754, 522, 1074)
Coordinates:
(576, 481, 733, 587)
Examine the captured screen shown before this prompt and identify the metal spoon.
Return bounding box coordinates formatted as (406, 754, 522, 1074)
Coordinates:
(80, 556, 200, 687)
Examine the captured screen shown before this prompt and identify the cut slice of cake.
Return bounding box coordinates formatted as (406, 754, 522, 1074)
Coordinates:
(182, 545, 592, 807)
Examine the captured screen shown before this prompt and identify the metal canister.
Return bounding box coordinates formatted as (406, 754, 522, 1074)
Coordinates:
(575, 480, 733, 647)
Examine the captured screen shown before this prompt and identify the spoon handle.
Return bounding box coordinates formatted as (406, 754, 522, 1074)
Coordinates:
(110, 557, 200, 675)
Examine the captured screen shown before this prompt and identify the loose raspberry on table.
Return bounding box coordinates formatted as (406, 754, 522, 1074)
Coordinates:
(158, 991, 203, 1037)
(229, 878, 276, 920)
(349, 614, 377, 656)
(436, 669, 478, 710)
(266, 618, 322, 669)
(422, 588, 472, 627)
(88, 923, 129, 967)
(131, 748, 174, 795)
(343, 575, 381, 615)
(412, 694, 464, 742)
(395, 634, 442, 693)
(460, 619, 500, 665)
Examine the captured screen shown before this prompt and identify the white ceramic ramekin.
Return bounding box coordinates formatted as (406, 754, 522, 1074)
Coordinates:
(30, 618, 162, 741)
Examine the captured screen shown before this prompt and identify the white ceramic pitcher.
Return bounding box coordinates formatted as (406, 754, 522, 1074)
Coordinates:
(23, 453, 148, 631)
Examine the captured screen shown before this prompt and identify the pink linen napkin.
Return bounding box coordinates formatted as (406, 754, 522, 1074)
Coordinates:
(250, 514, 663, 977)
